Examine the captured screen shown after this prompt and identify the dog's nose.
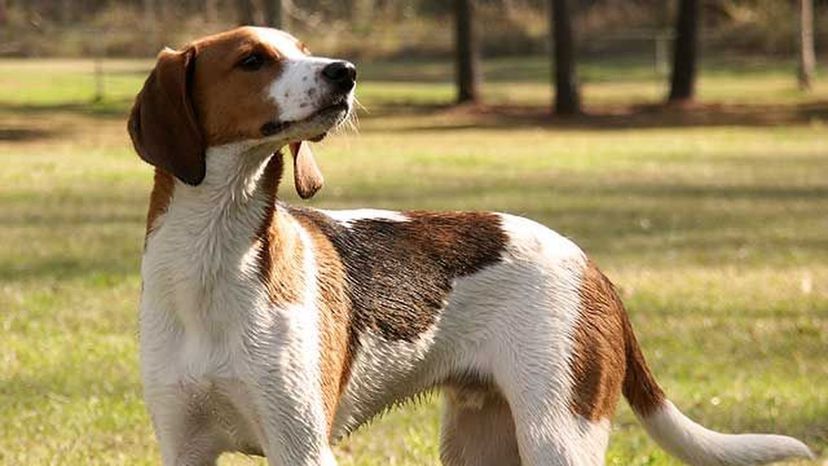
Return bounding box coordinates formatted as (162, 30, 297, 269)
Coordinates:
(321, 61, 357, 92)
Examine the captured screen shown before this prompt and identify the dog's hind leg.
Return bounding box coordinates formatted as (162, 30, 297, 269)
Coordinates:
(514, 410, 610, 466)
(439, 386, 520, 466)
(501, 377, 611, 466)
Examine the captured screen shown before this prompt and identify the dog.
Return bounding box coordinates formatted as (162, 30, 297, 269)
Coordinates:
(127, 27, 814, 466)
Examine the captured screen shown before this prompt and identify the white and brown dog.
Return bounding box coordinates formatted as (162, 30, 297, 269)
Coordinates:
(128, 27, 814, 466)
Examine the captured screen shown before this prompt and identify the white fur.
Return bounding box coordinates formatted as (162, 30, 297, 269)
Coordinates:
(331, 324, 442, 440)
(254, 28, 347, 124)
(639, 401, 814, 466)
(251, 27, 306, 59)
(268, 56, 342, 123)
(319, 208, 409, 226)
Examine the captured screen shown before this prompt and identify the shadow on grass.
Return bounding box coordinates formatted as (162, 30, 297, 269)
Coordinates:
(359, 101, 828, 132)
(0, 100, 131, 143)
(0, 257, 138, 282)
(2, 97, 828, 143)
(0, 99, 132, 119)
(0, 127, 59, 142)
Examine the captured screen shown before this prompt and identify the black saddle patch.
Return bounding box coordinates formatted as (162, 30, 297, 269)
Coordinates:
(288, 208, 507, 343)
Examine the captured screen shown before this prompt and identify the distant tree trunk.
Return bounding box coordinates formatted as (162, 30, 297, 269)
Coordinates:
(0, 0, 8, 26)
(453, 0, 481, 104)
(205, 0, 219, 23)
(237, 0, 256, 25)
(59, 0, 73, 24)
(352, 0, 374, 29)
(143, 0, 156, 27)
(798, 0, 816, 91)
(263, 0, 282, 28)
(159, 0, 172, 21)
(550, 0, 580, 115)
(668, 0, 699, 103)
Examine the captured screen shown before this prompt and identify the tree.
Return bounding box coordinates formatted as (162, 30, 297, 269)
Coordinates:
(798, 0, 817, 91)
(237, 0, 256, 25)
(352, 0, 375, 30)
(550, 0, 580, 115)
(205, 0, 219, 23)
(0, 0, 8, 26)
(668, 0, 700, 103)
(143, 0, 156, 27)
(59, 0, 73, 24)
(453, 0, 481, 104)
(263, 0, 282, 28)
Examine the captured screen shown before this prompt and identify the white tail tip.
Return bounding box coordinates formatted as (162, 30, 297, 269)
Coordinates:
(639, 401, 815, 466)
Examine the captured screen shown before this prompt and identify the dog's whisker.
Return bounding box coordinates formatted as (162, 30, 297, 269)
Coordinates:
(354, 97, 368, 114)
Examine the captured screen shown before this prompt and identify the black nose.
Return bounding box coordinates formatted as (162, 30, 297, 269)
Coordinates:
(321, 61, 357, 92)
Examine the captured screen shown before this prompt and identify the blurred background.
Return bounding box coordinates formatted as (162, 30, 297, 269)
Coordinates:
(1, 1, 826, 465)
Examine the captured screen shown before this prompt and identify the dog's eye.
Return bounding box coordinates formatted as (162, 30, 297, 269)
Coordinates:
(238, 53, 266, 71)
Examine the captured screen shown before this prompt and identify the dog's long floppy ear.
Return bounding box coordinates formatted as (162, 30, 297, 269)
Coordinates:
(289, 141, 324, 199)
(128, 46, 206, 186)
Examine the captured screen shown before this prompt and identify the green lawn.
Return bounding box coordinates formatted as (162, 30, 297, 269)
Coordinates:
(0, 56, 826, 465)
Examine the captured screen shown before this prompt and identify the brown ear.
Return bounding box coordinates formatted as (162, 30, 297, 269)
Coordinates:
(289, 141, 324, 199)
(128, 47, 205, 186)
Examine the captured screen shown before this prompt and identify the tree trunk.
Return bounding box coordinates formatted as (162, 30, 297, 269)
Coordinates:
(352, 0, 374, 29)
(0, 0, 8, 26)
(550, 0, 580, 115)
(59, 0, 72, 24)
(263, 0, 282, 28)
(143, 0, 156, 28)
(668, 0, 699, 103)
(205, 0, 219, 23)
(237, 0, 256, 25)
(453, 0, 481, 104)
(798, 0, 816, 91)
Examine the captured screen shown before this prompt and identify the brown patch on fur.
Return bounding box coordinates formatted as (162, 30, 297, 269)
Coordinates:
(569, 260, 665, 421)
(283, 209, 507, 429)
(128, 46, 205, 185)
(292, 215, 353, 432)
(145, 168, 175, 236)
(256, 156, 352, 429)
(257, 204, 509, 430)
(256, 156, 305, 304)
(620, 295, 666, 417)
(287, 208, 508, 430)
(289, 209, 508, 343)
(189, 27, 288, 146)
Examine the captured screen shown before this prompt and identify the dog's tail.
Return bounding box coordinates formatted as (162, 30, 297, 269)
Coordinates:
(622, 312, 814, 465)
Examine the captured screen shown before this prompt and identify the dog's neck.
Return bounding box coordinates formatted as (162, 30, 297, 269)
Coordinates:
(146, 140, 290, 273)
(190, 142, 283, 205)
(143, 142, 294, 329)
(155, 141, 288, 226)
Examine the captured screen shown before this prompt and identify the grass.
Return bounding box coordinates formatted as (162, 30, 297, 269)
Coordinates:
(0, 55, 826, 465)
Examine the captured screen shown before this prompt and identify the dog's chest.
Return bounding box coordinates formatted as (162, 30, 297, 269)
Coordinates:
(139, 195, 273, 447)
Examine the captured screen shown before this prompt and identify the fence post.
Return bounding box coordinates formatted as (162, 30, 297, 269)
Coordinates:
(92, 29, 105, 103)
(655, 31, 670, 78)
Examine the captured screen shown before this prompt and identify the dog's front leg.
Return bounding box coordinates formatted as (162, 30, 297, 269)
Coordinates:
(245, 368, 337, 466)
(144, 384, 227, 466)
(244, 314, 337, 466)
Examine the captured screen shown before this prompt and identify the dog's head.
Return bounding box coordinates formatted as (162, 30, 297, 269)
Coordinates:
(128, 26, 355, 198)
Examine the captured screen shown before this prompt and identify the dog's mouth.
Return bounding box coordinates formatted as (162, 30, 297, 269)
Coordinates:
(260, 100, 351, 141)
